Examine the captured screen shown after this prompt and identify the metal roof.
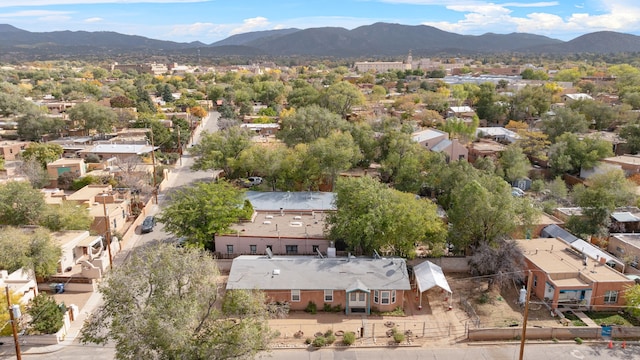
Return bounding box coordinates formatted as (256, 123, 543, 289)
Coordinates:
(430, 139, 452, 152)
(226, 255, 411, 291)
(541, 224, 580, 244)
(611, 212, 640, 223)
(245, 191, 335, 211)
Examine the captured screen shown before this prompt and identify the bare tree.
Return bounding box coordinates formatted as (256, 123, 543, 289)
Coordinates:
(468, 239, 526, 290)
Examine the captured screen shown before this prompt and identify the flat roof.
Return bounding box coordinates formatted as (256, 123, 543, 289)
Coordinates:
(603, 155, 640, 166)
(411, 128, 447, 143)
(66, 185, 110, 202)
(471, 141, 506, 152)
(227, 255, 411, 291)
(228, 212, 326, 238)
(48, 158, 84, 166)
(51, 230, 90, 249)
(79, 144, 155, 154)
(518, 238, 630, 283)
(246, 191, 335, 212)
(611, 233, 640, 249)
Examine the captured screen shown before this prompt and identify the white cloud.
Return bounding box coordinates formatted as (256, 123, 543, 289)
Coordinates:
(0, 0, 207, 7)
(0, 10, 72, 18)
(421, 0, 640, 39)
(169, 22, 227, 38)
(229, 17, 271, 35)
(84, 17, 103, 23)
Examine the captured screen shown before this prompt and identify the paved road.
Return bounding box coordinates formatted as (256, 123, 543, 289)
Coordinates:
(7, 342, 637, 360)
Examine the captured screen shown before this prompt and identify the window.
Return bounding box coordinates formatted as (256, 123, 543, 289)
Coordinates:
(350, 292, 356, 301)
(285, 245, 298, 255)
(312, 245, 319, 253)
(226, 245, 233, 255)
(250, 245, 257, 254)
(533, 276, 537, 288)
(359, 292, 365, 301)
(381, 291, 390, 304)
(266, 245, 272, 251)
(374, 290, 379, 303)
(291, 289, 300, 302)
(324, 290, 333, 302)
(604, 290, 618, 303)
(391, 290, 396, 303)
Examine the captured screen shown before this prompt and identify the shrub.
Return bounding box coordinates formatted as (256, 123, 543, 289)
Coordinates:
(312, 336, 326, 347)
(325, 334, 336, 344)
(324, 329, 333, 337)
(575, 337, 583, 344)
(343, 331, 356, 345)
(26, 294, 64, 335)
(323, 303, 332, 312)
(478, 292, 491, 304)
(304, 301, 317, 314)
(305, 337, 313, 344)
(393, 331, 405, 344)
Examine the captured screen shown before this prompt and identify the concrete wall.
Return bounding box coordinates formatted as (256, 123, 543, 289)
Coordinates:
(215, 235, 329, 257)
(468, 326, 640, 341)
(410, 257, 470, 273)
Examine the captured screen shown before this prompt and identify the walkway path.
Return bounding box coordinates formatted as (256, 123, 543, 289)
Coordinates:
(573, 311, 600, 327)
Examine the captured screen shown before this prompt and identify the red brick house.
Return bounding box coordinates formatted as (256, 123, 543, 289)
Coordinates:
(226, 254, 411, 315)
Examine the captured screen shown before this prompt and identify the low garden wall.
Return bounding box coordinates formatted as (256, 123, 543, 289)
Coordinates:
(468, 326, 640, 341)
(409, 257, 470, 273)
(0, 310, 74, 346)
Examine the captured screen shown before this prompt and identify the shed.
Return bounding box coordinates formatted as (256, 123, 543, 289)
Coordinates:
(412, 261, 451, 309)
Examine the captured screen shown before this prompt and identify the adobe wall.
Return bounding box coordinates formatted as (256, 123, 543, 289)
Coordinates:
(410, 257, 470, 273)
(468, 326, 640, 341)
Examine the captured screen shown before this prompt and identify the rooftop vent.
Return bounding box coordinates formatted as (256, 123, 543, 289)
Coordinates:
(263, 221, 271, 225)
(293, 215, 302, 220)
(290, 221, 303, 227)
(272, 269, 280, 275)
(265, 215, 273, 219)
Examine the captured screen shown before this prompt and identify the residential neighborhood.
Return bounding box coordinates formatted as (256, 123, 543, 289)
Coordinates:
(4, 44, 640, 359)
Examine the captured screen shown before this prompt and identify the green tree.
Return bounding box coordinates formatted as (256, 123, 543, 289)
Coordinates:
(81, 243, 273, 360)
(0, 226, 61, 277)
(625, 284, 640, 318)
(498, 145, 531, 183)
(277, 105, 349, 147)
(447, 175, 539, 250)
(548, 133, 613, 175)
(236, 144, 288, 191)
(327, 176, 446, 257)
(157, 181, 246, 248)
(474, 82, 506, 124)
(0, 181, 45, 225)
(17, 108, 65, 141)
(190, 127, 252, 177)
(68, 101, 117, 135)
(21, 143, 63, 168)
(27, 294, 65, 334)
(515, 129, 550, 161)
(40, 202, 92, 231)
(570, 169, 636, 237)
(507, 85, 552, 121)
(541, 107, 589, 142)
(308, 131, 362, 188)
(319, 81, 365, 118)
(619, 120, 640, 154)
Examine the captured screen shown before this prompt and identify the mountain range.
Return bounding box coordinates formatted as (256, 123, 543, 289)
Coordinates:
(2, 22, 640, 60)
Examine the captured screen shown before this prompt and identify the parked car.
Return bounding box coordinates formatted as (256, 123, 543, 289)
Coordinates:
(240, 176, 263, 187)
(141, 216, 156, 233)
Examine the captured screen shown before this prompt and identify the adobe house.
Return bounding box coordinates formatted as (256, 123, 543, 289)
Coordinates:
(0, 141, 30, 161)
(46, 158, 87, 188)
(226, 253, 411, 315)
(518, 238, 633, 311)
(608, 233, 640, 270)
(411, 128, 468, 162)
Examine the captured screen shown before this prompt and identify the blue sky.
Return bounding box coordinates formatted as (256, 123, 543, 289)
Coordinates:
(0, 1, 639, 44)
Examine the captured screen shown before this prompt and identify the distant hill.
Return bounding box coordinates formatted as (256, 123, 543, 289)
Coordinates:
(211, 28, 300, 46)
(1, 22, 640, 60)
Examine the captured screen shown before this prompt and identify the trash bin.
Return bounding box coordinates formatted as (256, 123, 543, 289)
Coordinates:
(54, 283, 65, 294)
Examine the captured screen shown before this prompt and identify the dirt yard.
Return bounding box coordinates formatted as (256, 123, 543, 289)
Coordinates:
(448, 273, 559, 328)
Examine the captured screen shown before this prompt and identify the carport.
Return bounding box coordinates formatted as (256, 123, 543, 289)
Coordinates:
(413, 261, 452, 310)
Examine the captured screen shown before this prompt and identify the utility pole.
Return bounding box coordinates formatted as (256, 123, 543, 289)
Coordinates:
(101, 194, 113, 270)
(5, 286, 22, 360)
(519, 270, 533, 360)
(176, 125, 182, 166)
(149, 127, 158, 204)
